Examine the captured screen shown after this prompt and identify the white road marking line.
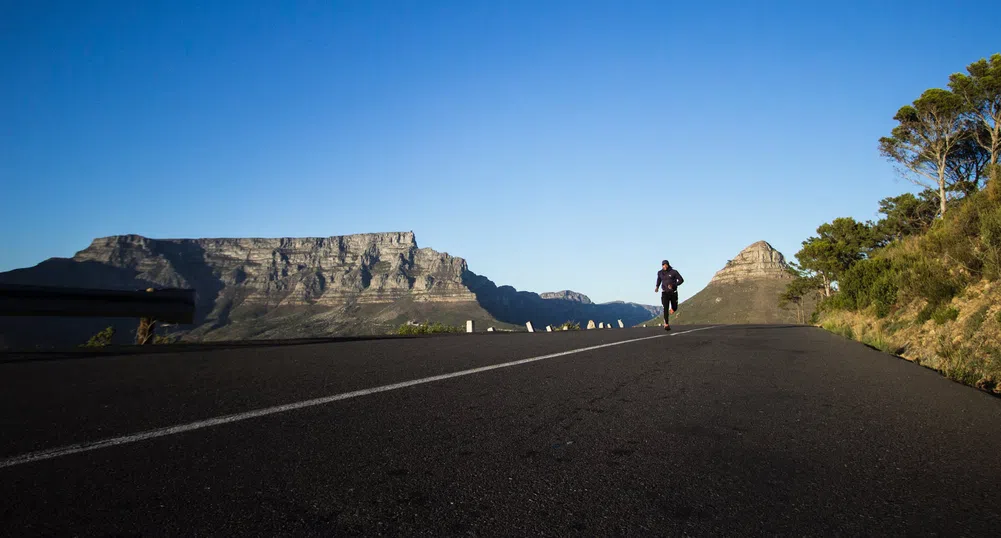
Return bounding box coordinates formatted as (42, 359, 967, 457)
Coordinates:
(0, 326, 715, 469)
(670, 326, 716, 336)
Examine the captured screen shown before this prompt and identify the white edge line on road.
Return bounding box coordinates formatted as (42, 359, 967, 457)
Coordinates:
(0, 326, 715, 470)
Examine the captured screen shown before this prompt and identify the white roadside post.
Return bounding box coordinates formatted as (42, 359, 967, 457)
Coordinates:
(598, 322, 604, 329)
(487, 327, 495, 332)
(587, 320, 596, 330)
(466, 320, 475, 333)
(618, 320, 624, 328)
(546, 325, 553, 332)
(526, 321, 535, 333)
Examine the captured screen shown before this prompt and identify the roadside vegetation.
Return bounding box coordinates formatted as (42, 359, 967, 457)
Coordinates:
(395, 322, 465, 335)
(81, 326, 115, 347)
(783, 53, 1001, 394)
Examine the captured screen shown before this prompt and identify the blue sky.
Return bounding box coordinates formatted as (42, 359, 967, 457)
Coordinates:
(2, 0, 999, 305)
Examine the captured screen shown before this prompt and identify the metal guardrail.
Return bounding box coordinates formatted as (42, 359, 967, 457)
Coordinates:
(0, 284, 196, 324)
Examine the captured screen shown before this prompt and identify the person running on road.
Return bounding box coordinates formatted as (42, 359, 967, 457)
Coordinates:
(656, 259, 684, 331)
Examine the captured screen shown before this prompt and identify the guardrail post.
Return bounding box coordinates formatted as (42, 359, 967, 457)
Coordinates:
(466, 320, 474, 333)
(526, 321, 534, 333)
(587, 320, 596, 330)
(618, 320, 624, 328)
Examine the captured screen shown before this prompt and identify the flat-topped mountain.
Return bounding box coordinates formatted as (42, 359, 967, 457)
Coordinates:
(0, 233, 661, 349)
(540, 290, 593, 304)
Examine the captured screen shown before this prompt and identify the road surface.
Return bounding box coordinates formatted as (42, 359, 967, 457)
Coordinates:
(1, 325, 999, 536)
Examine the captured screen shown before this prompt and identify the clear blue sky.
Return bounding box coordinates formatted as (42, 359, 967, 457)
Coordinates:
(2, 0, 999, 305)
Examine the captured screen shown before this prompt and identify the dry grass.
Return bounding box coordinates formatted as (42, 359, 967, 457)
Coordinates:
(818, 279, 1001, 394)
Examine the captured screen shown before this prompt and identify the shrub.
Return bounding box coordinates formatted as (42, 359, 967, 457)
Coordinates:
(931, 306, 960, 325)
(396, 322, 464, 335)
(838, 258, 899, 317)
(556, 321, 581, 331)
(965, 306, 990, 339)
(820, 293, 853, 312)
(978, 204, 1001, 280)
(881, 319, 910, 335)
(996, 310, 1001, 324)
(82, 326, 115, 347)
(897, 256, 962, 308)
(917, 303, 935, 324)
(924, 198, 983, 275)
(153, 335, 178, 345)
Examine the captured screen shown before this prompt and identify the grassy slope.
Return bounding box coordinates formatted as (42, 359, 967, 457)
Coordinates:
(637, 278, 809, 326)
(814, 177, 1001, 394)
(819, 277, 1001, 395)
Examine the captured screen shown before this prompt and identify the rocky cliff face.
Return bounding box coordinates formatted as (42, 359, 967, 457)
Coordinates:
(72, 232, 476, 311)
(709, 241, 793, 284)
(540, 290, 593, 304)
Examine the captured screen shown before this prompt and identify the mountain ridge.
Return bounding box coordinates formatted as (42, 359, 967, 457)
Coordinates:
(1, 232, 661, 349)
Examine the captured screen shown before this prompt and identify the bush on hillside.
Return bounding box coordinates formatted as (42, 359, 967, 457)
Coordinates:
(153, 334, 178, 345)
(837, 258, 900, 318)
(977, 203, 1001, 280)
(895, 255, 963, 309)
(931, 306, 960, 325)
(82, 326, 115, 347)
(965, 305, 990, 338)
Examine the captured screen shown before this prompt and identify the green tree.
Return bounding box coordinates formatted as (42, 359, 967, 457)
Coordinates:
(879, 88, 968, 216)
(780, 270, 823, 324)
(949, 53, 1001, 165)
(945, 125, 991, 196)
(873, 190, 939, 243)
(795, 218, 876, 297)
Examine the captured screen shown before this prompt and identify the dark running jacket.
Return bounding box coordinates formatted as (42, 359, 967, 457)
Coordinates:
(657, 268, 684, 293)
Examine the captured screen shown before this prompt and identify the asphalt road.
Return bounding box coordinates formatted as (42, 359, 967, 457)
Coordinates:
(1, 325, 999, 536)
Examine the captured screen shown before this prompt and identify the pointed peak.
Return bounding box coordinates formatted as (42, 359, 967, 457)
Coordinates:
(710, 240, 791, 284)
(741, 240, 777, 252)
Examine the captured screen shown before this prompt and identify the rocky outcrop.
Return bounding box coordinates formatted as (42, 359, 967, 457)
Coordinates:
(709, 241, 793, 284)
(540, 290, 593, 304)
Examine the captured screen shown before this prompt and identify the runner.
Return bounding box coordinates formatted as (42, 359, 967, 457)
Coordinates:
(655, 259, 684, 331)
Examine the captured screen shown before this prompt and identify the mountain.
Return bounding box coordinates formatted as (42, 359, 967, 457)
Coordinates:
(540, 291, 662, 320)
(640, 241, 810, 326)
(540, 290, 593, 304)
(599, 300, 662, 319)
(0, 233, 660, 349)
